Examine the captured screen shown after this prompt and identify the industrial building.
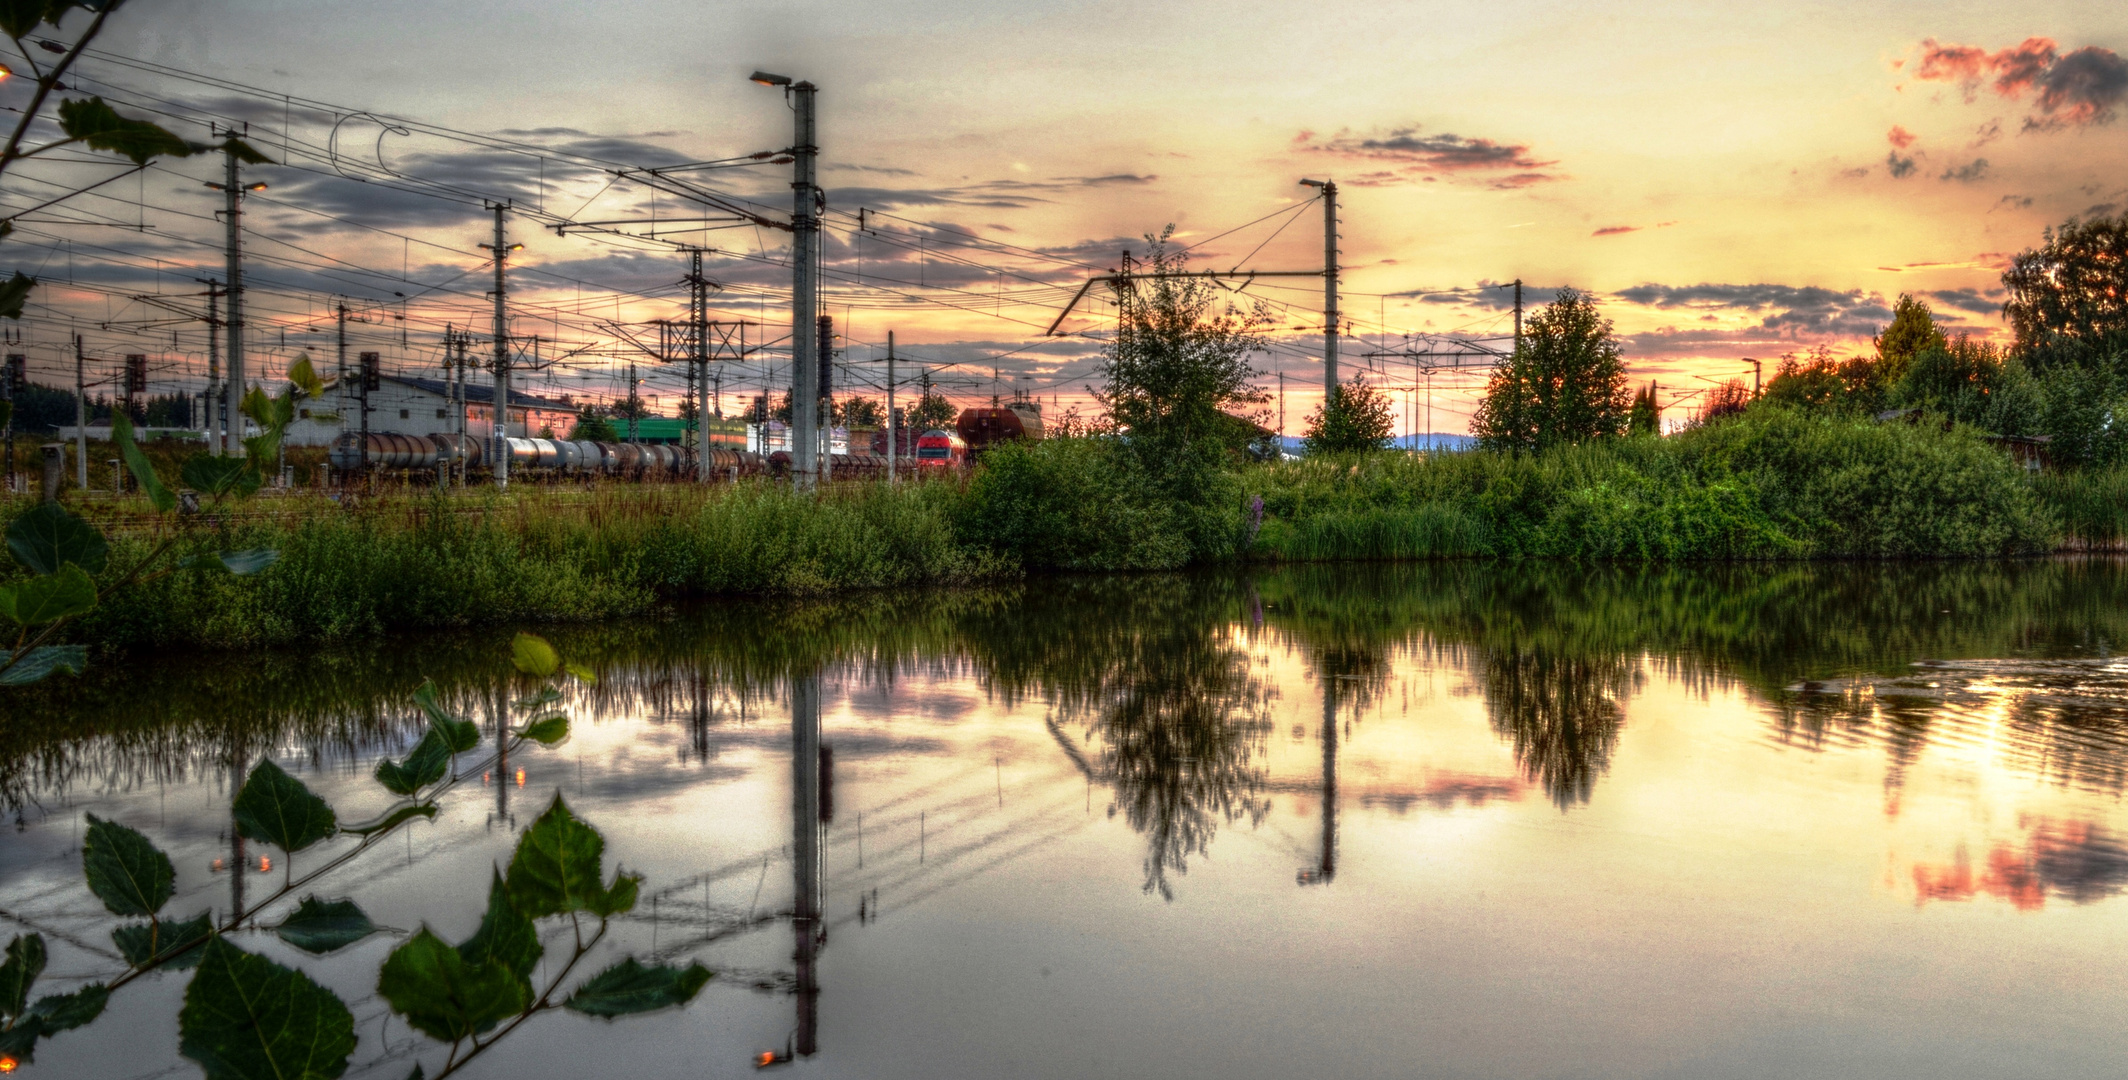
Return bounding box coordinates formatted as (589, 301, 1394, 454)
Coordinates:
(282, 374, 578, 448)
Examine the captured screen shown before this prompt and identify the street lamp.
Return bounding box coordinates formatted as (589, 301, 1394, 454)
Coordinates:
(749, 71, 792, 87)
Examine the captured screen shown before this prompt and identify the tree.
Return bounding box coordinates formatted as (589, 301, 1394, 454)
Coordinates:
(2003, 214, 2128, 370)
(1627, 382, 1660, 436)
(1873, 293, 1947, 385)
(838, 396, 883, 428)
(1694, 379, 1751, 424)
(906, 390, 958, 432)
(1302, 378, 1394, 454)
(566, 408, 619, 442)
(1471, 287, 1630, 452)
(1760, 346, 1902, 414)
(1095, 229, 1269, 460)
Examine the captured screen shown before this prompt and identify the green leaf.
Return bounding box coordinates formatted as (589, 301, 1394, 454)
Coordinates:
(373, 732, 450, 797)
(0, 0, 83, 41)
(82, 814, 174, 917)
(0, 1016, 40, 1065)
(274, 897, 377, 955)
(0, 933, 45, 1018)
(339, 801, 437, 837)
(58, 96, 197, 165)
(516, 715, 569, 746)
(510, 633, 559, 678)
(111, 414, 176, 512)
(113, 911, 211, 970)
(589, 872, 640, 918)
(562, 958, 712, 1018)
(513, 687, 561, 710)
(179, 937, 356, 1080)
(232, 759, 337, 854)
(7, 502, 108, 575)
(376, 928, 527, 1045)
(287, 353, 323, 399)
(180, 454, 262, 497)
(411, 681, 479, 751)
(6, 563, 97, 624)
(504, 795, 612, 918)
(0, 271, 35, 321)
(563, 661, 597, 685)
(27, 982, 108, 1033)
(457, 869, 540, 985)
(0, 644, 87, 686)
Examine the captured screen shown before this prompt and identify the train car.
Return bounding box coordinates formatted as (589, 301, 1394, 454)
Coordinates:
(915, 429, 970, 470)
(955, 401, 1044, 450)
(327, 432, 748, 481)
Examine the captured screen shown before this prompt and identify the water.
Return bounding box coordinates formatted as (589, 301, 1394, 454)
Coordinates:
(8, 561, 2128, 1079)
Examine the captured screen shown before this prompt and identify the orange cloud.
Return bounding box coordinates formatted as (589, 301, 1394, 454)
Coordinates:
(1887, 124, 1919, 149)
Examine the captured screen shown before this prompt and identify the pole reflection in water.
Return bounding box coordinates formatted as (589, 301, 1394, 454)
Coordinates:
(228, 755, 246, 920)
(791, 670, 823, 1061)
(1312, 676, 1338, 886)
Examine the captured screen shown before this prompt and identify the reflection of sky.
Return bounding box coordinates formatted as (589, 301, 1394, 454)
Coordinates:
(14, 631, 2128, 1077)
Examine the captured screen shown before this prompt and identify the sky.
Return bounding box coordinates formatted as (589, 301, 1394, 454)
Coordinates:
(3, 0, 2124, 434)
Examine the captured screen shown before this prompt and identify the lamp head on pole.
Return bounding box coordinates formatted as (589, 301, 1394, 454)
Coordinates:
(1298, 178, 1325, 189)
(749, 71, 793, 87)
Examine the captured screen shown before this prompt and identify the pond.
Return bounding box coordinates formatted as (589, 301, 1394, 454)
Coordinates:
(6, 560, 2128, 1079)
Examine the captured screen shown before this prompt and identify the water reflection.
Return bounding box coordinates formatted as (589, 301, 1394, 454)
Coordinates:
(13, 561, 2128, 1076)
(9, 561, 2128, 862)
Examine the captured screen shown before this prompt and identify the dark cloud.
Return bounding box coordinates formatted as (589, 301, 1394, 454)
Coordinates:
(1294, 126, 1561, 187)
(1887, 152, 1917, 178)
(1928, 288, 2005, 315)
(1939, 157, 1990, 182)
(2028, 46, 2128, 129)
(1592, 226, 1639, 237)
(1909, 36, 2126, 130)
(1611, 282, 1895, 352)
(823, 173, 1157, 212)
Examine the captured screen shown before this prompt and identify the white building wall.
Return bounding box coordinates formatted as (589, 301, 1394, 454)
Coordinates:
(282, 378, 578, 447)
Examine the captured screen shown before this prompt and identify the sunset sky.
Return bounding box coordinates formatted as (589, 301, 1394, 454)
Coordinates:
(7, 0, 2124, 433)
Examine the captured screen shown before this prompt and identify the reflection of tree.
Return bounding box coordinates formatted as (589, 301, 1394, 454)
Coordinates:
(1480, 645, 1637, 809)
(974, 575, 1271, 900)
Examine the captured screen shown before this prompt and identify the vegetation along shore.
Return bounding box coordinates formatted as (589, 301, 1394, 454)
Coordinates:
(5, 216, 2128, 657)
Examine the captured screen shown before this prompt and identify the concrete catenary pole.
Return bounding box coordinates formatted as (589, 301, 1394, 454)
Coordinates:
(486, 204, 513, 488)
(1321, 180, 1339, 397)
(72, 334, 84, 489)
(222, 142, 247, 459)
(692, 249, 710, 482)
(790, 81, 819, 491)
(885, 330, 897, 485)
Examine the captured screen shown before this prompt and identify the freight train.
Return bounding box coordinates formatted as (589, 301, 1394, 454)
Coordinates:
(326, 432, 892, 481)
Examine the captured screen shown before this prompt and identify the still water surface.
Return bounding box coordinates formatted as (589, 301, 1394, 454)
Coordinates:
(7, 562, 2128, 1078)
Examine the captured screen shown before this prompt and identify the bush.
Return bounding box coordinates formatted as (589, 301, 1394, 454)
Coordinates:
(956, 437, 1194, 571)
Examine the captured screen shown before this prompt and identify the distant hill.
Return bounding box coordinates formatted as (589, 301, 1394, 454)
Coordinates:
(1277, 433, 1474, 456)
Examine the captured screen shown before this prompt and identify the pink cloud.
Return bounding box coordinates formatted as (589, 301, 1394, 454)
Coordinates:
(1887, 125, 1919, 148)
(1908, 36, 2125, 129)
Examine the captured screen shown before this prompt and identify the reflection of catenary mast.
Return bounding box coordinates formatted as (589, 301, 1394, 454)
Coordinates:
(791, 672, 824, 1059)
(1301, 675, 1339, 886)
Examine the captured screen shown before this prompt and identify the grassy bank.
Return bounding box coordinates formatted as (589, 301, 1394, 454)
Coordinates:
(72, 480, 1002, 649)
(7, 404, 2119, 653)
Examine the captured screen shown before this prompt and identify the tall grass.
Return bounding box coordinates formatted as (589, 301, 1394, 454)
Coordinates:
(2034, 462, 2128, 548)
(71, 479, 1004, 649)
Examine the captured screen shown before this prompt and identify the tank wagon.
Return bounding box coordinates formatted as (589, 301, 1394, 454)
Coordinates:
(328, 432, 782, 479)
(955, 400, 1044, 450)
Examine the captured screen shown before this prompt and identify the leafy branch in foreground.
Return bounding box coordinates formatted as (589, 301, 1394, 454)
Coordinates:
(0, 354, 323, 687)
(0, 634, 709, 1079)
